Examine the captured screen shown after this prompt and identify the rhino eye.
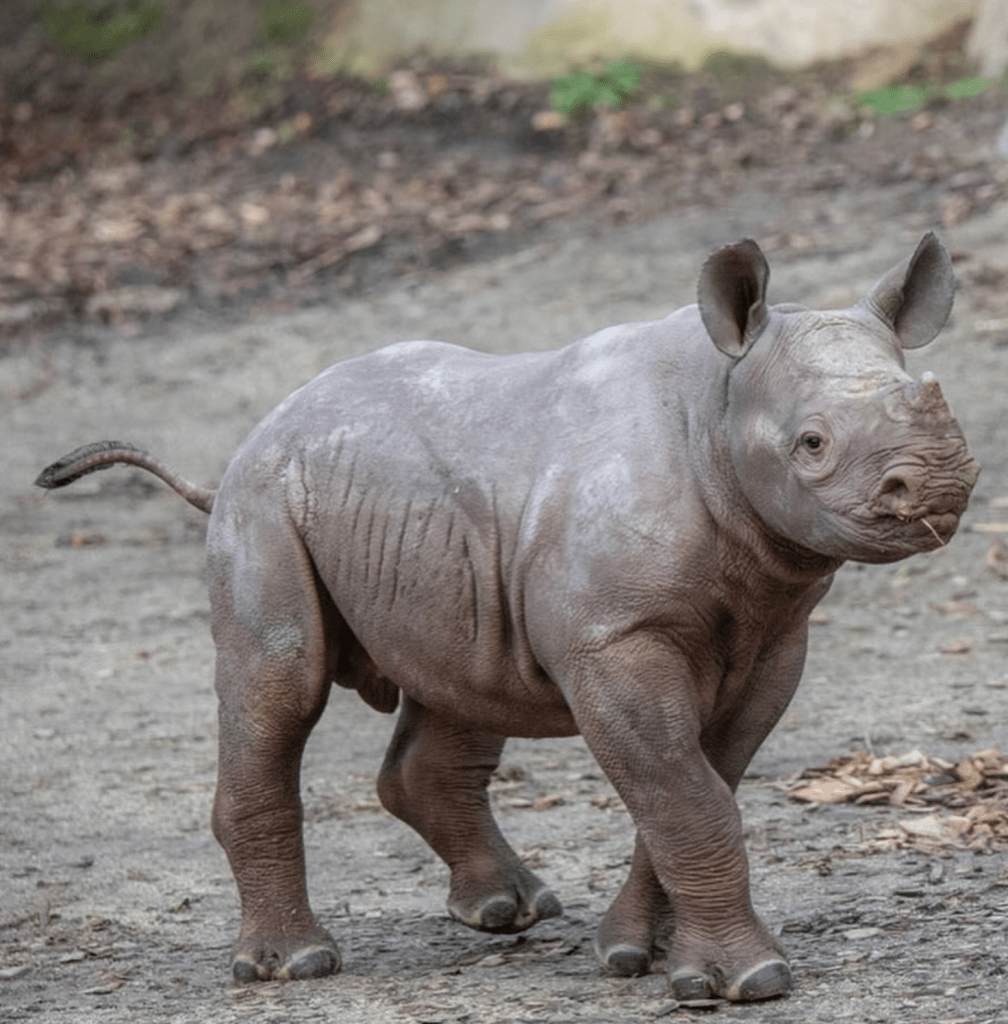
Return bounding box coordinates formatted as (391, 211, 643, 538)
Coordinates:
(800, 432, 824, 454)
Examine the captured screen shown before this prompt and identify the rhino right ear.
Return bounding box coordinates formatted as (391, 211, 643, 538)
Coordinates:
(697, 238, 770, 359)
(863, 232, 955, 349)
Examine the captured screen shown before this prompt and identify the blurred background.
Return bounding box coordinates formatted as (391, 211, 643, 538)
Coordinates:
(0, 0, 1006, 336)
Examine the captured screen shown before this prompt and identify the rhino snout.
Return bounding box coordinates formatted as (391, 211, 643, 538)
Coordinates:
(871, 454, 980, 525)
(871, 371, 980, 535)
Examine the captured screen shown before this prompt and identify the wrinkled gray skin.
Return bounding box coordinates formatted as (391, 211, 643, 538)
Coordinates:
(36, 234, 979, 1002)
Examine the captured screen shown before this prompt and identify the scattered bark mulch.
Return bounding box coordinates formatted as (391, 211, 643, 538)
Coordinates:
(787, 748, 1008, 854)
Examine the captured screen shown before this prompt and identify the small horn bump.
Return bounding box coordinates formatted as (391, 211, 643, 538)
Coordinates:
(903, 371, 952, 422)
(920, 370, 943, 398)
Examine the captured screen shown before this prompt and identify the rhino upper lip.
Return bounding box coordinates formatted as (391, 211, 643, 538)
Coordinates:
(851, 499, 961, 549)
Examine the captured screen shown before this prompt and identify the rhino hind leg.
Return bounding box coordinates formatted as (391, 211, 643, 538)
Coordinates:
(207, 506, 341, 983)
(377, 695, 562, 933)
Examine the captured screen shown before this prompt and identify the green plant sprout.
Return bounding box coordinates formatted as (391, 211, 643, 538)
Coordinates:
(260, 0, 313, 45)
(42, 0, 163, 61)
(550, 59, 641, 117)
(247, 50, 277, 77)
(857, 75, 1001, 116)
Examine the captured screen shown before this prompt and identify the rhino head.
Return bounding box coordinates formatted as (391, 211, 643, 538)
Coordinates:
(699, 233, 980, 564)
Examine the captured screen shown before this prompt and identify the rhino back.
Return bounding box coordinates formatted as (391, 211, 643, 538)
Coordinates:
(216, 311, 720, 732)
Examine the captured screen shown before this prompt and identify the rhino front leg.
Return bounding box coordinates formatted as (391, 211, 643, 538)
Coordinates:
(207, 510, 340, 983)
(595, 623, 809, 984)
(568, 634, 790, 1003)
(377, 695, 562, 933)
(594, 830, 671, 977)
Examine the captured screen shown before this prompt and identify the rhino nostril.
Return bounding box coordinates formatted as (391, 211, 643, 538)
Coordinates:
(874, 471, 920, 519)
(877, 474, 911, 502)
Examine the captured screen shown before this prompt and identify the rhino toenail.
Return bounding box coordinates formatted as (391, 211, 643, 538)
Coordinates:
(280, 946, 340, 980)
(727, 958, 792, 1001)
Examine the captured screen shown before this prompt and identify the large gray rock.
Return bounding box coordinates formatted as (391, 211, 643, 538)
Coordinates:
(967, 0, 1008, 77)
(320, 0, 980, 76)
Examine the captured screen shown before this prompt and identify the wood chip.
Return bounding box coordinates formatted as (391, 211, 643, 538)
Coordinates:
(986, 541, 1008, 578)
(786, 748, 1008, 853)
(789, 776, 864, 804)
(900, 814, 945, 839)
(81, 978, 124, 995)
(889, 778, 919, 806)
(954, 758, 985, 789)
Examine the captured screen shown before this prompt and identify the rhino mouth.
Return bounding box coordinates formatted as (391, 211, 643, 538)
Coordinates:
(837, 498, 966, 563)
(846, 505, 963, 562)
(891, 509, 961, 549)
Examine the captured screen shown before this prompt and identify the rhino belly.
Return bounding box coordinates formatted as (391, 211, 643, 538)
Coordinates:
(307, 483, 576, 738)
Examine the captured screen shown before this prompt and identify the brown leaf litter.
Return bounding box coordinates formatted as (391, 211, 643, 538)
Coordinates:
(786, 748, 1008, 854)
(2, 41, 1008, 337)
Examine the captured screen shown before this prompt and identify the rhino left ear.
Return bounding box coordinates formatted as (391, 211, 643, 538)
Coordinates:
(863, 232, 955, 349)
(698, 238, 770, 359)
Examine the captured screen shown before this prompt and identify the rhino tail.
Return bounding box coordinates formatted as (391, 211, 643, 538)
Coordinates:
(35, 440, 216, 514)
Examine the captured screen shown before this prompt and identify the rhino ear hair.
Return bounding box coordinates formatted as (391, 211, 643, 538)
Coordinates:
(697, 238, 770, 359)
(864, 232, 955, 349)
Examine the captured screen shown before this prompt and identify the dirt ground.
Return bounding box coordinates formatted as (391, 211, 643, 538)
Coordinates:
(3, 58, 1008, 1024)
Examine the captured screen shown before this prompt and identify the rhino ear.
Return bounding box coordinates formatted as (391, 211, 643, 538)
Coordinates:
(864, 232, 955, 349)
(697, 239, 770, 359)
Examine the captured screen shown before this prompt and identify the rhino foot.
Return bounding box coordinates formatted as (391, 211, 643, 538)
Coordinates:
(448, 884, 562, 934)
(231, 930, 341, 983)
(594, 940, 653, 978)
(669, 950, 791, 1003)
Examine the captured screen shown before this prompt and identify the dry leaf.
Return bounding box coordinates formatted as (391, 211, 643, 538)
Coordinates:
(789, 777, 863, 804)
(900, 814, 944, 839)
(954, 759, 985, 790)
(344, 224, 382, 253)
(787, 748, 1008, 853)
(889, 778, 918, 806)
(986, 541, 1008, 578)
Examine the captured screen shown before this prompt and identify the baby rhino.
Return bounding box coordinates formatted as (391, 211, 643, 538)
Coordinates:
(38, 234, 978, 1002)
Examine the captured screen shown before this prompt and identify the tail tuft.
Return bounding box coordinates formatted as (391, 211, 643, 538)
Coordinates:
(35, 441, 215, 513)
(35, 441, 144, 489)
